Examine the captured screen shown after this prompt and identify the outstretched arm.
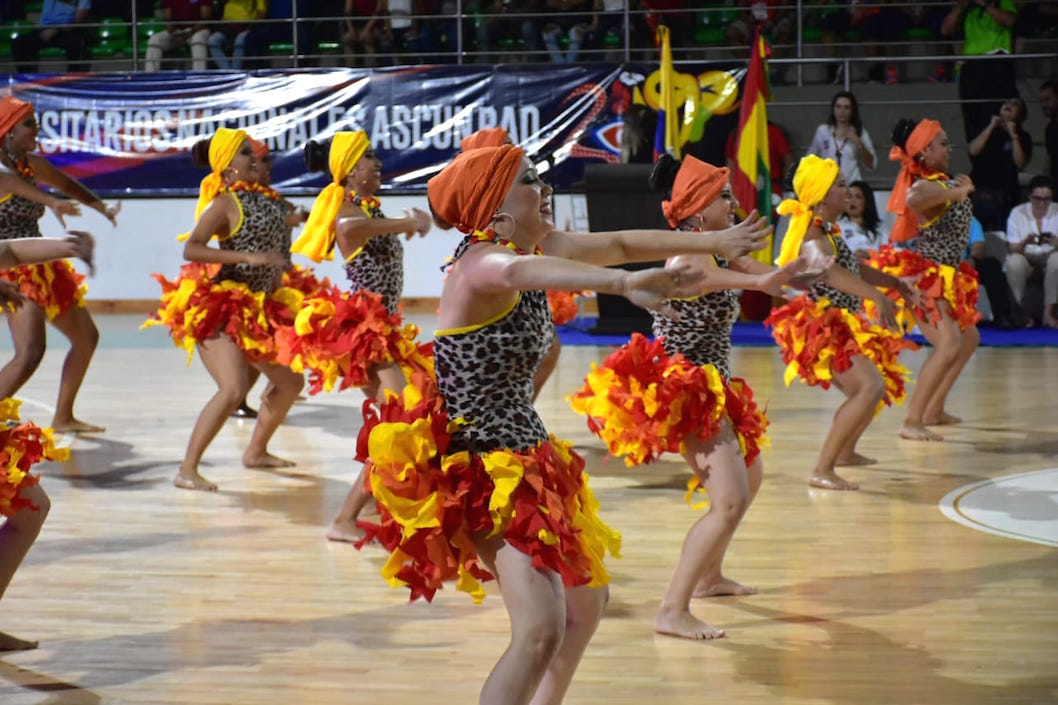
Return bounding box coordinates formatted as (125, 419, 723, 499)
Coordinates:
(0, 171, 81, 227)
(336, 206, 431, 256)
(182, 195, 287, 268)
(26, 154, 120, 225)
(0, 233, 94, 270)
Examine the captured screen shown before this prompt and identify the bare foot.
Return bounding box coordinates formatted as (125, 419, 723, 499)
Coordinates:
(50, 418, 105, 434)
(0, 630, 38, 652)
(899, 420, 944, 441)
(808, 471, 859, 491)
(655, 608, 725, 640)
(242, 452, 296, 468)
(835, 452, 878, 467)
(173, 470, 218, 492)
(326, 520, 367, 544)
(923, 411, 961, 425)
(693, 576, 758, 598)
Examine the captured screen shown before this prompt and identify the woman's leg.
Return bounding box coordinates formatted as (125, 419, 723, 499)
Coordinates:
(922, 324, 979, 425)
(655, 422, 750, 639)
(475, 536, 567, 705)
(0, 302, 47, 400)
(694, 453, 762, 598)
(327, 362, 405, 542)
(0, 483, 50, 651)
(831, 373, 881, 467)
(233, 367, 261, 418)
(900, 311, 962, 441)
(176, 336, 252, 491)
(241, 362, 304, 468)
(46, 305, 102, 433)
(811, 356, 885, 490)
(529, 583, 608, 705)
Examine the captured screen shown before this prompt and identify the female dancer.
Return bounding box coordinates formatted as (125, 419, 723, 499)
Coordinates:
(767, 155, 918, 490)
(148, 127, 302, 491)
(0, 95, 120, 434)
(1, 231, 94, 651)
(570, 154, 817, 640)
(358, 144, 769, 705)
(874, 118, 980, 441)
(290, 131, 430, 542)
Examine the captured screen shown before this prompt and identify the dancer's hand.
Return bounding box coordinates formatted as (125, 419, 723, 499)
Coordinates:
(714, 210, 772, 260)
(0, 279, 25, 311)
(620, 262, 707, 320)
(895, 277, 921, 309)
(49, 198, 80, 229)
(952, 174, 974, 201)
(763, 255, 833, 298)
(65, 230, 96, 276)
(870, 293, 900, 332)
(95, 200, 121, 226)
(403, 207, 432, 239)
(244, 251, 289, 267)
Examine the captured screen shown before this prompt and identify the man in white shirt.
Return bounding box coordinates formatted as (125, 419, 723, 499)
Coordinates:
(1004, 175, 1058, 327)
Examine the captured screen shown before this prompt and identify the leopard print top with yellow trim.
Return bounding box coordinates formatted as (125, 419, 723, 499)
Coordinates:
(809, 230, 862, 313)
(650, 256, 740, 378)
(214, 189, 288, 292)
(344, 195, 403, 315)
(916, 178, 973, 268)
(0, 163, 45, 240)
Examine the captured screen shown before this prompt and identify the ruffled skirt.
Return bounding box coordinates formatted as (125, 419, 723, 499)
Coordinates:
(569, 333, 767, 468)
(0, 260, 86, 320)
(356, 372, 621, 603)
(547, 290, 583, 326)
(766, 294, 916, 408)
(865, 246, 980, 331)
(0, 398, 69, 518)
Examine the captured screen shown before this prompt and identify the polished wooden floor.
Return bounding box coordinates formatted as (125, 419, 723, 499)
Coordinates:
(1, 314, 1056, 705)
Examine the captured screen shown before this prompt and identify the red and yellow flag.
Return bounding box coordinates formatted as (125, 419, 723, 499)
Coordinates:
(731, 27, 772, 264)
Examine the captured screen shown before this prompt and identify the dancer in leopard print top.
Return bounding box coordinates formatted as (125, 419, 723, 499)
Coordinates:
(879, 118, 981, 442)
(571, 154, 811, 641)
(292, 131, 432, 543)
(767, 156, 918, 491)
(357, 144, 770, 705)
(0, 95, 120, 435)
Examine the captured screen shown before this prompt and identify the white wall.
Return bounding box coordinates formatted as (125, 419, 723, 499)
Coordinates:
(54, 193, 589, 301)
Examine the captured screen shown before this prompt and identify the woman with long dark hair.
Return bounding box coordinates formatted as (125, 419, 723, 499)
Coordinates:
(837, 180, 889, 261)
(808, 91, 877, 184)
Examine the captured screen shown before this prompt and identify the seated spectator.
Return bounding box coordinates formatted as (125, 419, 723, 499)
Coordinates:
(969, 96, 1032, 232)
(584, 0, 627, 62)
(418, 0, 458, 63)
(12, 0, 92, 73)
(474, 0, 543, 64)
(541, 0, 592, 63)
(1004, 175, 1058, 328)
(146, 0, 214, 72)
(243, 0, 310, 69)
(342, 0, 384, 65)
(964, 215, 1023, 328)
(837, 180, 887, 261)
(855, 0, 912, 84)
(209, 0, 267, 70)
(1041, 79, 1057, 181)
(806, 91, 877, 185)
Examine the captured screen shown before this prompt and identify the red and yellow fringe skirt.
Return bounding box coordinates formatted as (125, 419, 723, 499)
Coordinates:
(355, 371, 621, 603)
(0, 398, 69, 518)
(569, 333, 767, 469)
(766, 294, 916, 409)
(0, 260, 86, 320)
(547, 290, 583, 326)
(866, 246, 980, 331)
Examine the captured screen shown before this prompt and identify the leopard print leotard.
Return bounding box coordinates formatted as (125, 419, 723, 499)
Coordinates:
(344, 195, 404, 315)
(810, 230, 862, 313)
(915, 178, 973, 268)
(0, 162, 45, 240)
(214, 188, 288, 292)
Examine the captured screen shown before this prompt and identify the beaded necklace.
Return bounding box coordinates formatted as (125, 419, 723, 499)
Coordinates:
(470, 227, 542, 256)
(228, 180, 281, 201)
(349, 192, 382, 217)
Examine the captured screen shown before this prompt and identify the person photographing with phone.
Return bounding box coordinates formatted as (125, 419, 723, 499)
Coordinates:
(1004, 175, 1058, 328)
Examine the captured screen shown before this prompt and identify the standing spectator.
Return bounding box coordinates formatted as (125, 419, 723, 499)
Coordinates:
(208, 0, 267, 70)
(541, 0, 592, 63)
(941, 0, 1018, 142)
(807, 91, 877, 185)
(968, 96, 1031, 231)
(1004, 175, 1058, 327)
(964, 214, 1021, 328)
(837, 180, 888, 261)
(12, 0, 92, 73)
(855, 0, 912, 84)
(145, 0, 214, 72)
(1041, 79, 1057, 181)
(343, 0, 384, 66)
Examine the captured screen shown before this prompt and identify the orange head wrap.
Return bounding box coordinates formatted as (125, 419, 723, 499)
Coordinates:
(427, 145, 525, 234)
(248, 137, 269, 159)
(0, 95, 34, 140)
(460, 128, 510, 152)
(661, 156, 730, 228)
(887, 119, 943, 243)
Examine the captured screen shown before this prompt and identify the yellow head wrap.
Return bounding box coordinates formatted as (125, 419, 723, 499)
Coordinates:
(292, 131, 371, 262)
(775, 155, 840, 266)
(194, 127, 248, 221)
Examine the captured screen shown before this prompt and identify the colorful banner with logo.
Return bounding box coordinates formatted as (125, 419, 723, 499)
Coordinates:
(6, 63, 749, 196)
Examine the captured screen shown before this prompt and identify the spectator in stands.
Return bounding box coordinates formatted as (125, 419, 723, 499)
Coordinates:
(964, 214, 1022, 328)
(243, 0, 311, 69)
(1004, 175, 1058, 328)
(1041, 79, 1057, 181)
(1012, 1, 1058, 54)
(12, 0, 92, 74)
(343, 0, 384, 66)
(209, 0, 267, 70)
(941, 0, 1018, 142)
(855, 0, 912, 84)
(419, 0, 458, 62)
(146, 0, 214, 72)
(541, 0, 592, 63)
(837, 180, 887, 261)
(474, 0, 543, 64)
(807, 91, 877, 185)
(584, 0, 627, 62)
(724, 1, 791, 79)
(968, 95, 1031, 231)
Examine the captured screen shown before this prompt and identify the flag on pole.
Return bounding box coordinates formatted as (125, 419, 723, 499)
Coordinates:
(653, 25, 678, 159)
(731, 27, 772, 264)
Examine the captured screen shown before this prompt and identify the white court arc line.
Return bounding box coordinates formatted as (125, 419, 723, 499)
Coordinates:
(16, 396, 78, 449)
(939, 468, 1058, 548)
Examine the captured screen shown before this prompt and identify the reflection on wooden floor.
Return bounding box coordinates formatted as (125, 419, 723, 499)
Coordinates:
(2, 315, 1056, 705)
